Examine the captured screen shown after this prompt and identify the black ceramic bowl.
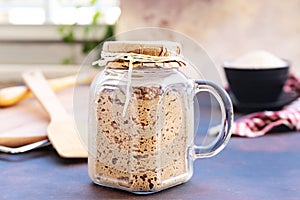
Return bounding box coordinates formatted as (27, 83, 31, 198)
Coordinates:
(224, 62, 289, 104)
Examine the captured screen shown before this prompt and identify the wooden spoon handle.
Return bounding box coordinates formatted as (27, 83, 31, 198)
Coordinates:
(22, 71, 69, 121)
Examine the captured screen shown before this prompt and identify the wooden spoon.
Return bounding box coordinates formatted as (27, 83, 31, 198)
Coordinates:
(0, 75, 92, 107)
(22, 71, 87, 158)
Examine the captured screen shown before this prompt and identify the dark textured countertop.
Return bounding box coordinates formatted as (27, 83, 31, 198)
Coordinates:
(1, 131, 299, 200)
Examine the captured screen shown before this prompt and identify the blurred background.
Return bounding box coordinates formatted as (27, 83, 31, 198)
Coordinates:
(0, 0, 299, 85)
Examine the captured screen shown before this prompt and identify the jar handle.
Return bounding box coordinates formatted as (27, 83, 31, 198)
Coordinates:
(192, 80, 233, 159)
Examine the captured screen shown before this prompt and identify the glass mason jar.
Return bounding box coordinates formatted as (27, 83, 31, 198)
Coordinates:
(88, 41, 233, 194)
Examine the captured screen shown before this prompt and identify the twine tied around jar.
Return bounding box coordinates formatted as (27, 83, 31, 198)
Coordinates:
(93, 52, 187, 117)
(92, 52, 186, 68)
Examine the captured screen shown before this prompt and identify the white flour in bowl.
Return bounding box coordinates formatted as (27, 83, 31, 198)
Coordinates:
(227, 50, 287, 69)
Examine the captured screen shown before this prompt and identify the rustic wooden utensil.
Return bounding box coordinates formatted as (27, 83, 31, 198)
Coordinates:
(22, 71, 87, 158)
(0, 75, 92, 107)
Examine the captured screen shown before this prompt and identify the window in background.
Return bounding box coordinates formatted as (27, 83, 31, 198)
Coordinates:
(0, 0, 120, 64)
(0, 0, 121, 25)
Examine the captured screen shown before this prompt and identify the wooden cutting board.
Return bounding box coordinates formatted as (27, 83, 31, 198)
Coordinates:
(0, 87, 75, 147)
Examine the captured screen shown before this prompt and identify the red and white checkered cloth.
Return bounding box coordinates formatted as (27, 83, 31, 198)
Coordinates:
(232, 74, 300, 137)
